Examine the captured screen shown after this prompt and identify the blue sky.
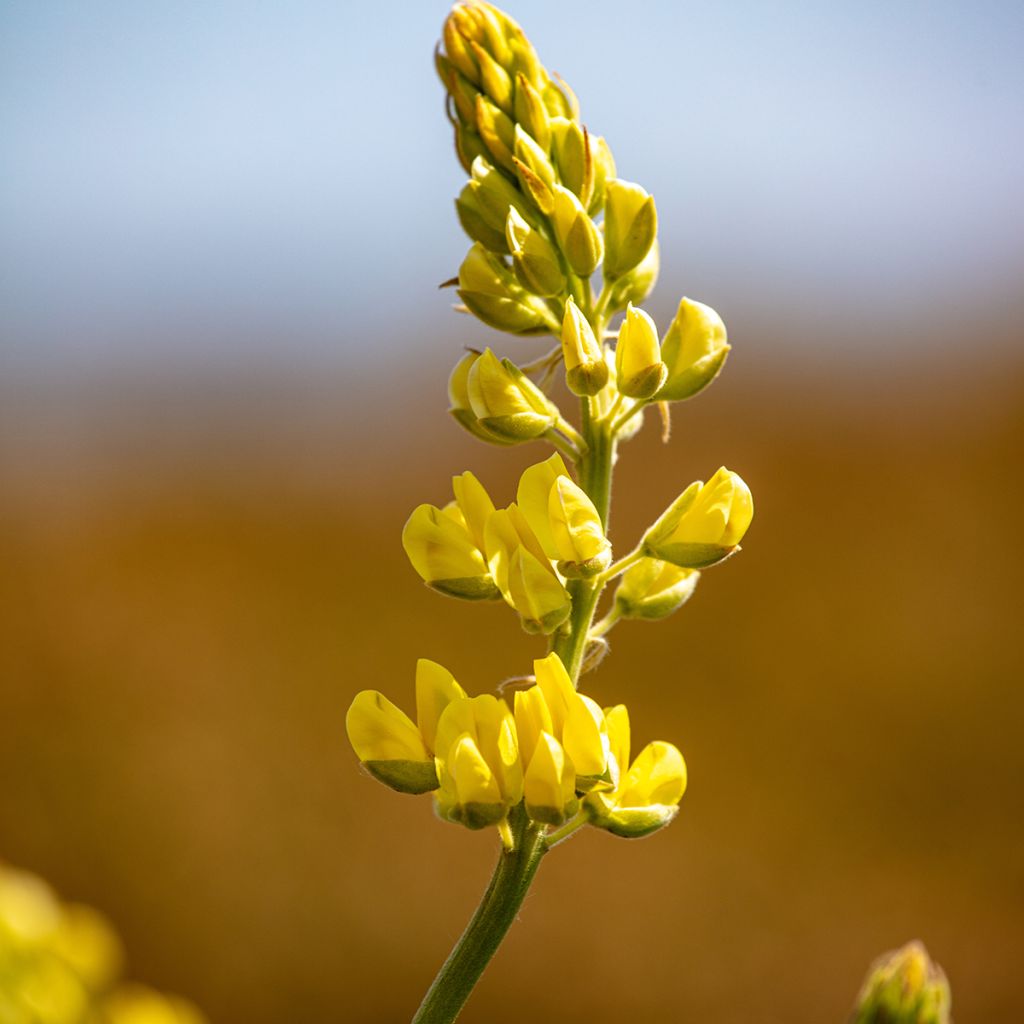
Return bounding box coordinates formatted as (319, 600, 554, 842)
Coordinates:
(1, 0, 1022, 370)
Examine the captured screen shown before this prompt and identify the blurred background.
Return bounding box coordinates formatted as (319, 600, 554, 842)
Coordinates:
(2, 0, 1022, 1020)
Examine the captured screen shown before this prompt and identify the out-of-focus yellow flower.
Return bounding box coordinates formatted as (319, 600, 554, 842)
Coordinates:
(851, 941, 952, 1024)
(613, 558, 700, 621)
(643, 467, 753, 569)
(603, 179, 657, 280)
(547, 476, 611, 577)
(585, 705, 687, 838)
(467, 348, 560, 441)
(656, 297, 730, 402)
(402, 470, 502, 600)
(615, 304, 667, 400)
(346, 659, 467, 794)
(523, 731, 578, 825)
(434, 694, 523, 829)
(560, 297, 609, 396)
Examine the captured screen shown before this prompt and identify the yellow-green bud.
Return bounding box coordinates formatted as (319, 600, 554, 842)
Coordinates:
(448, 350, 517, 446)
(585, 708, 686, 839)
(402, 502, 501, 600)
(542, 78, 575, 119)
(615, 304, 668, 399)
(852, 942, 952, 1024)
(457, 243, 558, 334)
(468, 39, 514, 114)
(524, 731, 578, 825)
(614, 558, 699, 620)
(551, 184, 603, 277)
(506, 207, 565, 297)
(550, 118, 591, 204)
(466, 348, 560, 441)
(346, 690, 438, 794)
(513, 73, 551, 151)
(469, 156, 536, 231)
(548, 476, 611, 578)
(475, 94, 516, 170)
(456, 184, 508, 253)
(587, 135, 617, 214)
(513, 125, 556, 190)
(643, 467, 754, 569)
(561, 296, 609, 396)
(656, 297, 731, 402)
(513, 156, 555, 215)
(603, 179, 657, 280)
(605, 240, 660, 309)
(442, 10, 481, 86)
(454, 122, 489, 174)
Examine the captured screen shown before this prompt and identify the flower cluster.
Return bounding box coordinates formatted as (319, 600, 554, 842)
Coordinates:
(0, 861, 206, 1024)
(347, 653, 686, 840)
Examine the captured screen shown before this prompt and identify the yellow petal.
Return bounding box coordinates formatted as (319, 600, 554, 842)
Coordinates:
(534, 652, 575, 734)
(516, 454, 569, 559)
(513, 685, 553, 769)
(524, 731, 576, 825)
(452, 471, 495, 552)
(603, 704, 631, 785)
(548, 476, 610, 565)
(617, 741, 687, 808)
(346, 690, 428, 763)
(402, 504, 489, 583)
(415, 659, 466, 754)
(449, 733, 502, 807)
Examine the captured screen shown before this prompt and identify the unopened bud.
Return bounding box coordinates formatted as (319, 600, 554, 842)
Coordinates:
(475, 94, 516, 170)
(548, 476, 611, 578)
(507, 546, 571, 633)
(457, 243, 558, 334)
(550, 118, 591, 204)
(513, 73, 552, 151)
(614, 558, 699, 620)
(603, 179, 657, 280)
(506, 207, 565, 297)
(466, 348, 559, 441)
(656, 297, 730, 402)
(550, 185, 603, 277)
(587, 135, 617, 214)
(468, 39, 514, 114)
(852, 942, 952, 1024)
(524, 731, 578, 825)
(561, 296, 609, 396)
(615, 304, 667, 399)
(448, 350, 517, 445)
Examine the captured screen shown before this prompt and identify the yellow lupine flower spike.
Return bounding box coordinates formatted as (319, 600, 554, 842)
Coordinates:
(346, 691, 437, 795)
(643, 467, 753, 569)
(548, 475, 611, 578)
(524, 732, 578, 825)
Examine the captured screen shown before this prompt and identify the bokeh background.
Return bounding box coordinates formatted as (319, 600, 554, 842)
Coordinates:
(2, 1, 1023, 1020)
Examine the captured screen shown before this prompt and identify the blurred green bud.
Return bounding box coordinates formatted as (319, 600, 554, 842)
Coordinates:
(513, 73, 552, 151)
(454, 122, 489, 174)
(445, 65, 482, 128)
(852, 942, 952, 1024)
(561, 297, 609, 396)
(614, 558, 700, 621)
(475, 94, 516, 170)
(542, 78, 575, 119)
(513, 125, 556, 189)
(442, 10, 482, 86)
(448, 350, 518, 445)
(456, 184, 508, 252)
(603, 179, 657, 280)
(657, 297, 730, 402)
(469, 156, 535, 228)
(513, 156, 555, 216)
(468, 39, 514, 114)
(467, 348, 560, 441)
(506, 207, 565, 297)
(551, 185, 603, 277)
(605, 241, 660, 309)
(615, 304, 668, 399)
(457, 243, 558, 334)
(587, 135, 617, 214)
(550, 117, 592, 204)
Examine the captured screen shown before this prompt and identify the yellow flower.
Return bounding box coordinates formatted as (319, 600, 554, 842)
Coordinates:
(613, 558, 700, 621)
(402, 470, 501, 600)
(656, 297, 730, 402)
(346, 660, 466, 794)
(643, 467, 753, 569)
(603, 179, 657, 280)
(615, 304, 667, 400)
(585, 705, 687, 838)
(547, 475, 611, 577)
(523, 731, 578, 825)
(434, 694, 523, 829)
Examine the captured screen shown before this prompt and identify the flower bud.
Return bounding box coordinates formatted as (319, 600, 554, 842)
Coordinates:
(434, 694, 523, 829)
(587, 739, 687, 838)
(656, 297, 730, 402)
(561, 296, 609, 396)
(506, 207, 565, 297)
(603, 179, 657, 280)
(455, 184, 508, 253)
(475, 94, 516, 170)
(483, 501, 553, 599)
(643, 467, 754, 569)
(852, 942, 952, 1024)
(457, 244, 557, 334)
(548, 476, 611, 578)
(466, 348, 560, 440)
(402, 502, 502, 599)
(513, 73, 551, 151)
(346, 690, 438, 794)
(614, 559, 700, 621)
(468, 39, 513, 114)
(587, 135, 617, 214)
(615, 304, 668, 399)
(550, 118, 591, 204)
(513, 156, 555, 216)
(551, 185, 603, 277)
(524, 731, 578, 825)
(448, 350, 518, 446)
(605, 241, 659, 309)
(513, 125, 556, 189)
(454, 122, 489, 174)
(442, 12, 480, 86)
(513, 684, 554, 770)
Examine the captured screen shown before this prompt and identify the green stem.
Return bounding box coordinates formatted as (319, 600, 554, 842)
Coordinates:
(412, 811, 547, 1024)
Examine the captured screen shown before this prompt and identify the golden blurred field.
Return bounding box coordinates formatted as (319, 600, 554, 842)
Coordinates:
(1, 347, 1022, 1021)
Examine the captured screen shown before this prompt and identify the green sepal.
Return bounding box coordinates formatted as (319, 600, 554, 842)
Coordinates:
(363, 760, 439, 795)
